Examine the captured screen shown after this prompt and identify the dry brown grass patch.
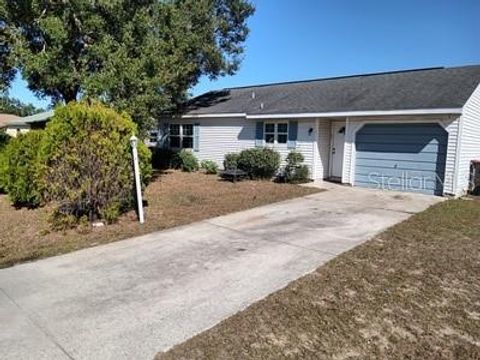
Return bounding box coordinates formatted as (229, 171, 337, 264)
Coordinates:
(0, 170, 319, 268)
(156, 198, 480, 360)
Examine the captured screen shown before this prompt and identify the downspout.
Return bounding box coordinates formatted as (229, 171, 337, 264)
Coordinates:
(312, 118, 318, 180)
(342, 117, 349, 183)
(452, 114, 464, 196)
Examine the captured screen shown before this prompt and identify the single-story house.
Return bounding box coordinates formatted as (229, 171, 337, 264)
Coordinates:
(156, 65, 480, 196)
(2, 110, 54, 137)
(0, 113, 21, 134)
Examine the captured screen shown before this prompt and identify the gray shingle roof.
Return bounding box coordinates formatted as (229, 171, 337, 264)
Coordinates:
(8, 110, 54, 126)
(184, 65, 480, 116)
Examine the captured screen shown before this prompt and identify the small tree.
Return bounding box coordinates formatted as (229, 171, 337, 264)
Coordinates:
(39, 102, 152, 225)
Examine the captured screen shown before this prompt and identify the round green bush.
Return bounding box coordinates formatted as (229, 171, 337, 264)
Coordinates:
(174, 149, 199, 172)
(237, 148, 281, 179)
(223, 153, 239, 170)
(285, 151, 304, 165)
(39, 101, 152, 225)
(201, 160, 219, 174)
(284, 150, 310, 184)
(1, 130, 44, 207)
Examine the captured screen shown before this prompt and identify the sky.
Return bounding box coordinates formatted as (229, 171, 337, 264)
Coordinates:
(7, 0, 480, 109)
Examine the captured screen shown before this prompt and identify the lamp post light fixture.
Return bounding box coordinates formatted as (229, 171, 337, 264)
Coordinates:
(130, 135, 144, 224)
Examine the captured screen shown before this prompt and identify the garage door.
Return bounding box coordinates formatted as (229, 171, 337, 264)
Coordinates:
(354, 123, 448, 195)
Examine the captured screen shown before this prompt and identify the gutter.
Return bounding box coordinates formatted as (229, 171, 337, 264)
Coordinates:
(180, 108, 463, 119)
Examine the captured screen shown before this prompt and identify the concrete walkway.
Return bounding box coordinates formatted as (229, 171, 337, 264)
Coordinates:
(0, 185, 442, 360)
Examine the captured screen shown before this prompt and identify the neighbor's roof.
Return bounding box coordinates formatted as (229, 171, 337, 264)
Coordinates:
(184, 65, 480, 116)
(0, 113, 20, 128)
(8, 110, 54, 126)
(21, 110, 54, 124)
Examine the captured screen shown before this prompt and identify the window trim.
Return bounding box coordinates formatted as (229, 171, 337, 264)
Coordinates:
(169, 123, 194, 149)
(264, 121, 289, 145)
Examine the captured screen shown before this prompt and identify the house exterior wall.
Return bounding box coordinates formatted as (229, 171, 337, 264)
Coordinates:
(342, 115, 460, 195)
(159, 117, 320, 178)
(315, 119, 331, 179)
(455, 84, 480, 195)
(5, 124, 31, 137)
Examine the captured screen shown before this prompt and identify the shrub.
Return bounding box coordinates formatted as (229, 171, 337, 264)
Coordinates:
(0, 151, 6, 193)
(1, 130, 44, 207)
(201, 160, 219, 174)
(0, 130, 10, 192)
(0, 130, 9, 150)
(284, 150, 310, 184)
(39, 101, 152, 225)
(224, 153, 239, 170)
(151, 147, 176, 169)
(237, 148, 281, 179)
(174, 149, 199, 172)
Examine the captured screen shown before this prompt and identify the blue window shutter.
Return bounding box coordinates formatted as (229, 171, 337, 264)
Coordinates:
(193, 123, 200, 152)
(287, 121, 298, 149)
(255, 121, 264, 147)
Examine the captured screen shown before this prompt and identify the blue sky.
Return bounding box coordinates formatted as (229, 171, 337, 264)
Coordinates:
(8, 0, 480, 109)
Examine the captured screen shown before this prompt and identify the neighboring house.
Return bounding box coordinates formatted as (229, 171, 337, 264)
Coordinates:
(156, 65, 480, 196)
(2, 110, 54, 137)
(0, 113, 21, 134)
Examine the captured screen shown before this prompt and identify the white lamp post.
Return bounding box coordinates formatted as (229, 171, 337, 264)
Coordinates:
(130, 135, 144, 224)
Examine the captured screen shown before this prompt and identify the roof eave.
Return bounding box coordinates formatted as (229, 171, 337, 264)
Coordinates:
(181, 108, 463, 119)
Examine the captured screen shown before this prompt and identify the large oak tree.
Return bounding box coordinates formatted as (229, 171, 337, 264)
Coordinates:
(0, 0, 254, 131)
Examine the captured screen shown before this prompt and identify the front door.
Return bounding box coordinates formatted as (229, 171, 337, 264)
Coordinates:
(330, 121, 346, 179)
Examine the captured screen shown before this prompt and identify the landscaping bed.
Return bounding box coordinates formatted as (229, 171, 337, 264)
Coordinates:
(156, 198, 480, 360)
(0, 170, 320, 268)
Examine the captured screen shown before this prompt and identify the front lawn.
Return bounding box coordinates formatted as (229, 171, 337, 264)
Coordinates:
(0, 170, 319, 268)
(156, 199, 480, 360)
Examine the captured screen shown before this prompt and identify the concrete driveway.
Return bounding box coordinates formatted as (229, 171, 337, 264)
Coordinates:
(0, 185, 442, 360)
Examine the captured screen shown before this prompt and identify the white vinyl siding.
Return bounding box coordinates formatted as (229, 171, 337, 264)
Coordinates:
(159, 117, 318, 178)
(455, 84, 480, 195)
(443, 117, 460, 195)
(315, 119, 331, 179)
(342, 115, 459, 195)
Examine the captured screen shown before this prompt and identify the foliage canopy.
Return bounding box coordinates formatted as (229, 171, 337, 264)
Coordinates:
(0, 94, 44, 116)
(1, 0, 255, 131)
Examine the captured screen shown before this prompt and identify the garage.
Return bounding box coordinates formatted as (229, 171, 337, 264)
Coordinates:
(354, 123, 448, 195)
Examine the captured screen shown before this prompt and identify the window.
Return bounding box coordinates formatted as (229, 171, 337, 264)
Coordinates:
(170, 124, 193, 149)
(265, 122, 288, 144)
(149, 130, 159, 144)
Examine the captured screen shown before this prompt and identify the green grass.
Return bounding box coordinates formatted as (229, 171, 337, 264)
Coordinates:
(156, 199, 480, 360)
